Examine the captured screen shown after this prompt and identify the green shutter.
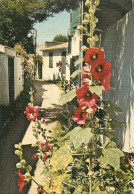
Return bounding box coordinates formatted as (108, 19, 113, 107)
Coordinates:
(70, 5, 81, 36)
(49, 53, 53, 68)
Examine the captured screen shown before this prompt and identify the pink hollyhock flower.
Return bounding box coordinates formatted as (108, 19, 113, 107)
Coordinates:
(73, 107, 88, 124)
(43, 152, 48, 161)
(91, 104, 98, 114)
(76, 85, 98, 107)
(84, 48, 105, 66)
(82, 65, 90, 74)
(82, 74, 91, 86)
(25, 66, 27, 69)
(39, 141, 51, 152)
(15, 170, 26, 192)
(24, 106, 39, 121)
(37, 187, 44, 194)
(32, 154, 38, 160)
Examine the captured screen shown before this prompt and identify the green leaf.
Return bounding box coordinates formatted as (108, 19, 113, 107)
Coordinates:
(64, 127, 94, 149)
(70, 69, 82, 79)
(73, 186, 83, 194)
(104, 100, 123, 115)
(98, 147, 124, 170)
(110, 119, 125, 128)
(90, 85, 104, 96)
(60, 88, 76, 104)
(74, 58, 83, 67)
(105, 141, 117, 148)
(50, 144, 73, 172)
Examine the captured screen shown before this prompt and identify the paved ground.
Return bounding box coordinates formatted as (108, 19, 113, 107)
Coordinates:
(0, 81, 63, 194)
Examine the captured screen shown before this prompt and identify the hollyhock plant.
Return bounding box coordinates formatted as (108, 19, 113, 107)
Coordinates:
(73, 107, 88, 124)
(24, 105, 39, 121)
(39, 141, 51, 152)
(15, 170, 26, 192)
(76, 85, 98, 107)
(84, 48, 105, 66)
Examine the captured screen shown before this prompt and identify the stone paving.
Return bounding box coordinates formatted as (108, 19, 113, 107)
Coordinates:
(0, 80, 63, 194)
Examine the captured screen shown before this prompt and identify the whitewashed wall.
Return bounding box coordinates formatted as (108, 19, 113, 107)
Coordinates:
(0, 53, 9, 105)
(14, 56, 24, 99)
(0, 46, 24, 105)
(42, 50, 62, 80)
(101, 9, 134, 152)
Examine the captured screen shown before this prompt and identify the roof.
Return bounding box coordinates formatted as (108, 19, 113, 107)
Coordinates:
(41, 42, 68, 52)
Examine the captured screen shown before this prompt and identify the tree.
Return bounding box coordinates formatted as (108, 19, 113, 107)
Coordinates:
(53, 34, 68, 42)
(0, 0, 79, 53)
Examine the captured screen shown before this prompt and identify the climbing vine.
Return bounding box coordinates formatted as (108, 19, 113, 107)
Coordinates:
(14, 1, 134, 194)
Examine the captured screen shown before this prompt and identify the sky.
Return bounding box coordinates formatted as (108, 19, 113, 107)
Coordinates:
(34, 11, 70, 46)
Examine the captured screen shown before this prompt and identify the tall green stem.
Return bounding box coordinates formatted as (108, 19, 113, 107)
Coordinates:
(90, 0, 94, 48)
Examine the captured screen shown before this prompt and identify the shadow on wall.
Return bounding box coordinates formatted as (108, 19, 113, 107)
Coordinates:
(102, 11, 134, 152)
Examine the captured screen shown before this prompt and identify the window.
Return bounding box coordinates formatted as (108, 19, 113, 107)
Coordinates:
(49, 52, 53, 68)
(61, 51, 66, 74)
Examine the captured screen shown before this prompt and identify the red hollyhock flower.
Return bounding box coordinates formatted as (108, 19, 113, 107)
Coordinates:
(82, 74, 91, 86)
(15, 170, 26, 192)
(84, 48, 105, 66)
(73, 107, 88, 124)
(32, 154, 38, 160)
(24, 105, 39, 121)
(43, 152, 48, 161)
(39, 141, 51, 152)
(102, 71, 112, 92)
(82, 65, 90, 74)
(76, 85, 98, 107)
(91, 61, 112, 92)
(37, 187, 44, 194)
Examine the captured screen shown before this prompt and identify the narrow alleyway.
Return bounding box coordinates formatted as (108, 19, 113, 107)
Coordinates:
(0, 80, 63, 194)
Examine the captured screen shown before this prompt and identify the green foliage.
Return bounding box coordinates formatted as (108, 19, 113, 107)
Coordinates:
(104, 100, 123, 115)
(53, 34, 67, 42)
(74, 58, 84, 67)
(98, 142, 124, 170)
(60, 88, 76, 104)
(90, 85, 104, 96)
(50, 144, 73, 172)
(0, 0, 78, 52)
(63, 127, 94, 149)
(70, 69, 82, 79)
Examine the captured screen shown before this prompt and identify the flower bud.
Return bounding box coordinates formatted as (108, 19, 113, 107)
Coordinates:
(81, 46, 88, 51)
(21, 159, 26, 165)
(82, 20, 89, 25)
(26, 165, 32, 172)
(16, 162, 22, 169)
(14, 143, 22, 150)
(77, 25, 84, 31)
(85, 0, 91, 7)
(89, 9, 95, 14)
(25, 172, 32, 182)
(94, 0, 100, 6)
(15, 150, 22, 156)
